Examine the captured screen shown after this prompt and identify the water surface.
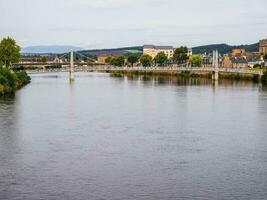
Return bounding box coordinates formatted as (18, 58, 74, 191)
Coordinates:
(1, 72, 267, 200)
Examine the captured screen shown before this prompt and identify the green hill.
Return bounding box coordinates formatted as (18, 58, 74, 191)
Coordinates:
(192, 43, 259, 54)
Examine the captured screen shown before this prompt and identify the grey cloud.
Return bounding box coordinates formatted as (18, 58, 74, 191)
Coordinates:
(0, 0, 266, 48)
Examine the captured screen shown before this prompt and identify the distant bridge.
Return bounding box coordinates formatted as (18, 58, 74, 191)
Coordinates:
(21, 50, 263, 80)
(26, 65, 262, 76)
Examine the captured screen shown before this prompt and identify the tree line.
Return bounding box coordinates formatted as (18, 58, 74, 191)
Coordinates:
(0, 37, 31, 96)
(104, 46, 203, 67)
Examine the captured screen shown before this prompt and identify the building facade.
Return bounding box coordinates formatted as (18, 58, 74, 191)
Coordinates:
(97, 55, 109, 64)
(232, 48, 246, 57)
(143, 45, 174, 59)
(222, 55, 248, 68)
(259, 39, 267, 55)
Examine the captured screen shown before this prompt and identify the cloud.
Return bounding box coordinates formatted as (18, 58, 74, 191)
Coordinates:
(1, 0, 267, 48)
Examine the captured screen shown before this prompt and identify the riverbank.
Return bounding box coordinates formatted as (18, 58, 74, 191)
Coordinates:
(0, 67, 31, 96)
(25, 65, 267, 84)
(110, 69, 262, 82)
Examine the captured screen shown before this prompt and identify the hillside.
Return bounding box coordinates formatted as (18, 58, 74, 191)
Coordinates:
(192, 43, 259, 54)
(21, 43, 260, 56)
(78, 46, 143, 57)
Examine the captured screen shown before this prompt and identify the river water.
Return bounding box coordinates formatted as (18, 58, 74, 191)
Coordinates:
(0, 72, 267, 200)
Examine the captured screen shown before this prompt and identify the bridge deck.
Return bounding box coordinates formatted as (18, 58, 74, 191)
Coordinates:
(27, 66, 263, 76)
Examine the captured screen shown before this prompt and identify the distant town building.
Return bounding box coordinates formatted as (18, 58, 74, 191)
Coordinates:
(20, 56, 42, 63)
(259, 39, 267, 55)
(222, 55, 248, 68)
(97, 55, 109, 64)
(223, 46, 264, 68)
(232, 48, 246, 57)
(143, 45, 174, 59)
(202, 54, 213, 67)
(245, 52, 264, 67)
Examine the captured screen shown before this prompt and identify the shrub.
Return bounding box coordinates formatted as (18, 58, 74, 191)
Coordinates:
(262, 71, 267, 85)
(0, 75, 8, 85)
(110, 55, 125, 67)
(0, 67, 16, 88)
(253, 64, 262, 69)
(0, 84, 4, 95)
(0, 66, 30, 96)
(140, 54, 153, 67)
(15, 70, 31, 85)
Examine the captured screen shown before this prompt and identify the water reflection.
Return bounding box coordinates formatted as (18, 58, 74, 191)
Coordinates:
(123, 73, 259, 88)
(0, 72, 267, 200)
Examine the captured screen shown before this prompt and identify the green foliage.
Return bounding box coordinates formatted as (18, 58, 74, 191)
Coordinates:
(127, 54, 139, 66)
(190, 55, 203, 67)
(253, 64, 262, 69)
(0, 66, 30, 96)
(105, 56, 113, 64)
(173, 46, 189, 64)
(0, 75, 9, 85)
(126, 49, 142, 54)
(110, 55, 125, 67)
(0, 67, 16, 88)
(262, 71, 267, 85)
(0, 37, 21, 67)
(154, 52, 168, 66)
(192, 43, 259, 55)
(0, 84, 4, 95)
(41, 56, 47, 63)
(15, 70, 31, 87)
(140, 54, 153, 67)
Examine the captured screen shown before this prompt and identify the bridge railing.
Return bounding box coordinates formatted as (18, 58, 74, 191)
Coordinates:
(26, 65, 263, 75)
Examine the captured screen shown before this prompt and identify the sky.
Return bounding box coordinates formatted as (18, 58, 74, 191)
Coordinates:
(0, 0, 267, 49)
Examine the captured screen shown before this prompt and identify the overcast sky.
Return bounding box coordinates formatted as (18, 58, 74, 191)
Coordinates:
(0, 0, 267, 49)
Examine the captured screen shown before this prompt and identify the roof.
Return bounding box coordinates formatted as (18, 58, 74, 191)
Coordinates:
(143, 45, 173, 50)
(230, 56, 247, 64)
(246, 55, 262, 62)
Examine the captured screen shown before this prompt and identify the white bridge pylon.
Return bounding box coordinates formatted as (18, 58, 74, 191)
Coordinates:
(212, 50, 219, 81)
(69, 50, 75, 81)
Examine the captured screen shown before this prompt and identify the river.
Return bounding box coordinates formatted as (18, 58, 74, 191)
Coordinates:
(0, 72, 267, 200)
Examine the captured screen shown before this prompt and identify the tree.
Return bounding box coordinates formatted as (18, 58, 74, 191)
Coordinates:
(253, 64, 262, 69)
(41, 56, 47, 63)
(190, 55, 203, 67)
(105, 56, 113, 64)
(0, 37, 21, 67)
(127, 54, 139, 66)
(110, 55, 125, 67)
(173, 46, 189, 64)
(154, 52, 168, 66)
(140, 54, 153, 67)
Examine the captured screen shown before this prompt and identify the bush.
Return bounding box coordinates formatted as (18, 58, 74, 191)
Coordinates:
(253, 64, 262, 69)
(0, 67, 16, 88)
(190, 55, 203, 67)
(262, 71, 267, 85)
(0, 84, 4, 95)
(0, 75, 8, 85)
(110, 55, 125, 67)
(0, 66, 30, 96)
(15, 70, 31, 86)
(140, 54, 153, 67)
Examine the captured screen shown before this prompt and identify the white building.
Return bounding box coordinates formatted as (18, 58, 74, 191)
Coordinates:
(143, 45, 174, 59)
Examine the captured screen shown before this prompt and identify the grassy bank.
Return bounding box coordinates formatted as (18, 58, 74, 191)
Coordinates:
(219, 72, 260, 82)
(261, 71, 267, 84)
(110, 70, 212, 78)
(0, 67, 31, 96)
(109, 70, 261, 82)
